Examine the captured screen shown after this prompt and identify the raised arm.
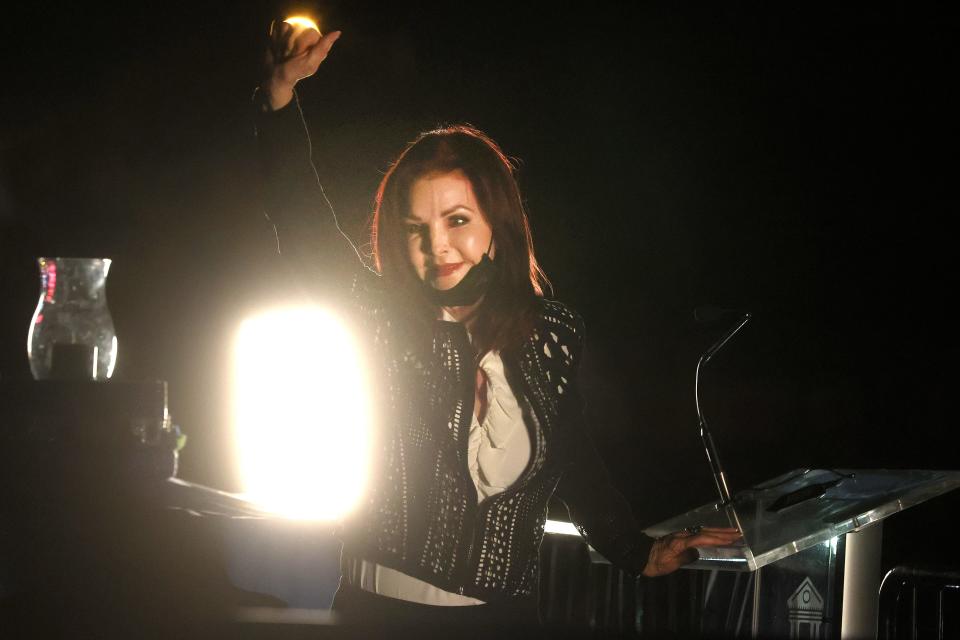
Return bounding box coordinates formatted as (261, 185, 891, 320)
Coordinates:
(255, 22, 373, 295)
(260, 19, 339, 112)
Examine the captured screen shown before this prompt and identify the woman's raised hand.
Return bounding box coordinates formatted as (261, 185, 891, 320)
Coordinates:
(261, 20, 341, 111)
(642, 526, 742, 577)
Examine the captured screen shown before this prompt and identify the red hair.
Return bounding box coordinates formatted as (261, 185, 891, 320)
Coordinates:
(371, 125, 550, 353)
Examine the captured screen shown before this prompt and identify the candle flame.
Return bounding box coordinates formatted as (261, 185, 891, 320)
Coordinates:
(284, 16, 320, 34)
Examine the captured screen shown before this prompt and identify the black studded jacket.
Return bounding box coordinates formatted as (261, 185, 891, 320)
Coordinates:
(255, 94, 653, 605)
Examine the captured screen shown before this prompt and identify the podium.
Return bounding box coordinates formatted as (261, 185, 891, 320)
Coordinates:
(644, 468, 960, 639)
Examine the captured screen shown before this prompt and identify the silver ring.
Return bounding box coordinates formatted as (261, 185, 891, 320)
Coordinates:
(684, 525, 703, 535)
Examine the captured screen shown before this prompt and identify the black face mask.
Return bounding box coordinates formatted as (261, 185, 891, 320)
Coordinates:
(425, 253, 497, 307)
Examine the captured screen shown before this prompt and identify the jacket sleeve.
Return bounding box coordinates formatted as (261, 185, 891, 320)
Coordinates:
(254, 91, 377, 298)
(552, 318, 653, 577)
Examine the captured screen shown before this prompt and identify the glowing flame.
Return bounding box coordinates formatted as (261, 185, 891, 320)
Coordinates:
(284, 16, 320, 34)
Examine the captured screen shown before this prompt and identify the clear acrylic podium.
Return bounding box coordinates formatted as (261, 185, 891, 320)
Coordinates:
(644, 469, 960, 639)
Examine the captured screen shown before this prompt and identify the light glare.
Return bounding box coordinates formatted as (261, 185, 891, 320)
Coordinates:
(233, 306, 370, 520)
(544, 520, 582, 536)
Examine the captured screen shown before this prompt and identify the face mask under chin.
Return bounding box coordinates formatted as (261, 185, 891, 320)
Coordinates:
(424, 253, 497, 308)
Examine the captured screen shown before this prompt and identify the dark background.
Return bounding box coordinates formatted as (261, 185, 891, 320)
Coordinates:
(1, 1, 955, 541)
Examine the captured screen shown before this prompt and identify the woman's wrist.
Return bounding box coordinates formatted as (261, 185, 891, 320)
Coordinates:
(260, 79, 296, 111)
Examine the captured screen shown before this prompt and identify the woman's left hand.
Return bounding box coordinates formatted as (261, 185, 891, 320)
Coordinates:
(642, 527, 743, 577)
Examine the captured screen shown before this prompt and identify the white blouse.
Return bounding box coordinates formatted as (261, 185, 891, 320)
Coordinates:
(346, 349, 532, 605)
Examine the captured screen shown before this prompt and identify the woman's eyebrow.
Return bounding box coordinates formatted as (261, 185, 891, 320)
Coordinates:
(440, 205, 474, 216)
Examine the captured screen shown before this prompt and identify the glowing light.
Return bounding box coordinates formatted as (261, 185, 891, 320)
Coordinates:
(544, 520, 582, 536)
(233, 306, 371, 520)
(283, 16, 320, 34)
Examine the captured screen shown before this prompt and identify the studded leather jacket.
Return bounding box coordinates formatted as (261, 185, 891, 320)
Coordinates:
(255, 94, 653, 604)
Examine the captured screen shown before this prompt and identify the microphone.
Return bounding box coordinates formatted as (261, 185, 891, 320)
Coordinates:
(694, 307, 752, 506)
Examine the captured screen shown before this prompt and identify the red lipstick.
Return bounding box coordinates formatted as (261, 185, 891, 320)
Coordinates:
(433, 262, 464, 277)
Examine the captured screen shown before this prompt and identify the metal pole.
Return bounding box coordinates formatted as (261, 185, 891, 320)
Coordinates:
(752, 566, 762, 639)
(840, 522, 884, 639)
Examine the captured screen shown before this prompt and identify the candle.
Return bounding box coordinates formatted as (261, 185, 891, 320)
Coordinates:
(283, 16, 321, 36)
(282, 16, 321, 57)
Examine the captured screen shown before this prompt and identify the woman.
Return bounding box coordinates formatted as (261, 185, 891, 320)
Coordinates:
(255, 22, 741, 628)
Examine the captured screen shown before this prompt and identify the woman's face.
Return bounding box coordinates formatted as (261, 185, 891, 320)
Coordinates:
(405, 170, 494, 291)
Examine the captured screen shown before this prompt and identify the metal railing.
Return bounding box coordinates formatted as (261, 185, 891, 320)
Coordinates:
(878, 566, 960, 640)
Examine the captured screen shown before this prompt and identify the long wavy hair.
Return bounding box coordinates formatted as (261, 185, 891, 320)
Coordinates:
(371, 125, 550, 354)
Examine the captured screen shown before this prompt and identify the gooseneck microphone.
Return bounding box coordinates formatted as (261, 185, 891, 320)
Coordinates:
(694, 306, 752, 506)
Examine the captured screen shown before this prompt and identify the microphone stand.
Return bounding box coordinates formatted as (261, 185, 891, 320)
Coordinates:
(695, 312, 751, 507)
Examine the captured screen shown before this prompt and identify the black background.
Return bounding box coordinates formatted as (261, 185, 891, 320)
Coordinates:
(1, 1, 955, 543)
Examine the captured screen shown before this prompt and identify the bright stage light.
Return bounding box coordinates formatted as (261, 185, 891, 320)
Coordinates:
(544, 520, 582, 536)
(233, 306, 371, 520)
